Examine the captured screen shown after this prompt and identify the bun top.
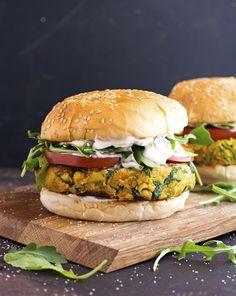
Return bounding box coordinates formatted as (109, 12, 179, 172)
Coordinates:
(41, 89, 187, 141)
(169, 77, 236, 125)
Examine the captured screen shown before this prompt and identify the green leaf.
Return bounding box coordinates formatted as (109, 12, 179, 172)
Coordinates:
(153, 239, 236, 272)
(197, 182, 236, 205)
(97, 146, 132, 159)
(189, 162, 203, 186)
(27, 130, 40, 140)
(210, 122, 236, 130)
(9, 243, 67, 264)
(175, 134, 196, 145)
(35, 155, 49, 192)
(189, 124, 214, 145)
(166, 137, 176, 150)
(132, 145, 159, 168)
(166, 136, 197, 157)
(49, 142, 94, 157)
(21, 143, 45, 177)
(4, 242, 108, 280)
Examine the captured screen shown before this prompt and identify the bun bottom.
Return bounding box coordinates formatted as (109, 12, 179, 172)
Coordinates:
(40, 188, 189, 222)
(197, 165, 236, 184)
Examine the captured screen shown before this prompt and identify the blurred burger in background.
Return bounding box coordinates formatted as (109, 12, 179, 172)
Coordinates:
(169, 77, 236, 184)
(22, 89, 196, 222)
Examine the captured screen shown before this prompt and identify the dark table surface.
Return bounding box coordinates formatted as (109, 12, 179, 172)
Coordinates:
(0, 169, 236, 296)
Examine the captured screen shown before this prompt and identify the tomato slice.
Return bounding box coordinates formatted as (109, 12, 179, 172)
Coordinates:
(167, 155, 194, 163)
(44, 150, 120, 169)
(184, 126, 236, 141)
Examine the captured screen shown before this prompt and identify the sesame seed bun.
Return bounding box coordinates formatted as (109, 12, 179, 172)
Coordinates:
(41, 89, 188, 141)
(40, 187, 189, 222)
(169, 77, 236, 125)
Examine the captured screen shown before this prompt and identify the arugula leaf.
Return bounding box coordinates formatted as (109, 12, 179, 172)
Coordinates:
(21, 136, 49, 191)
(189, 162, 203, 186)
(153, 239, 236, 272)
(189, 124, 214, 145)
(166, 137, 176, 150)
(22, 131, 94, 190)
(175, 134, 196, 145)
(132, 145, 159, 168)
(35, 155, 49, 192)
(196, 182, 236, 205)
(96, 146, 132, 159)
(4, 243, 108, 280)
(166, 136, 197, 157)
(210, 122, 236, 130)
(9, 242, 67, 263)
(27, 130, 40, 140)
(49, 142, 94, 157)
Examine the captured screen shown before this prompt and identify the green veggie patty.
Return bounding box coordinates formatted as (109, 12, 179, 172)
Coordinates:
(190, 138, 236, 166)
(44, 164, 196, 201)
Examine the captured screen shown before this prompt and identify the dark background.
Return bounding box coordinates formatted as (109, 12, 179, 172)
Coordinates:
(1, 0, 236, 167)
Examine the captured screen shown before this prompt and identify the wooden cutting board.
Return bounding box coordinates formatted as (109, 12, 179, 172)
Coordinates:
(0, 185, 236, 273)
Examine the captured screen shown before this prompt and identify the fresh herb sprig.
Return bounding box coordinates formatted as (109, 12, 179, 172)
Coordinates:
(132, 145, 159, 168)
(189, 123, 214, 145)
(4, 242, 107, 280)
(210, 122, 236, 130)
(175, 134, 196, 145)
(21, 131, 94, 191)
(21, 131, 49, 191)
(189, 162, 203, 186)
(153, 239, 236, 272)
(192, 183, 236, 205)
(97, 146, 132, 159)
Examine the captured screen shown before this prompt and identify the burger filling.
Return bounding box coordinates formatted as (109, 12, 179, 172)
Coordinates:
(44, 164, 195, 201)
(22, 131, 197, 200)
(190, 139, 236, 166)
(184, 123, 236, 166)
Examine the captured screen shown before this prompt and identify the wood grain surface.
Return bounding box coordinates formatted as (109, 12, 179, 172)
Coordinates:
(0, 185, 236, 273)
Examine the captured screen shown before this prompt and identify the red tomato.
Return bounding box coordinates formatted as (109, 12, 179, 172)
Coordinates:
(44, 150, 120, 168)
(167, 155, 194, 163)
(183, 126, 236, 141)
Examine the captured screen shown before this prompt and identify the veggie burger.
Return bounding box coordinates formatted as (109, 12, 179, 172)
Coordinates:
(169, 77, 236, 184)
(22, 89, 196, 222)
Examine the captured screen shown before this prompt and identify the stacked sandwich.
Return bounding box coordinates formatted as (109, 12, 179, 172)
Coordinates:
(169, 77, 236, 184)
(22, 89, 196, 222)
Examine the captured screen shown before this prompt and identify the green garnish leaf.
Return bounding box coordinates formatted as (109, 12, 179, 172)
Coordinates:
(132, 145, 159, 168)
(166, 136, 197, 157)
(97, 146, 132, 159)
(175, 134, 196, 145)
(21, 132, 49, 191)
(153, 239, 236, 272)
(35, 155, 49, 192)
(27, 130, 40, 140)
(22, 131, 94, 190)
(49, 142, 94, 157)
(189, 162, 203, 186)
(210, 122, 236, 130)
(196, 182, 236, 205)
(4, 242, 108, 280)
(189, 124, 214, 145)
(166, 137, 176, 150)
